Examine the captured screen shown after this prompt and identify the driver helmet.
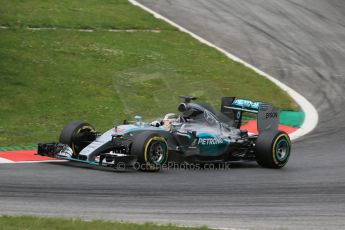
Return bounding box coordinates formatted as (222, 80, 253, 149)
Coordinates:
(163, 113, 178, 130)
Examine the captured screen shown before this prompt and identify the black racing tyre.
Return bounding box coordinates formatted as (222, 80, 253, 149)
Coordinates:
(131, 132, 168, 172)
(59, 121, 96, 157)
(255, 130, 291, 169)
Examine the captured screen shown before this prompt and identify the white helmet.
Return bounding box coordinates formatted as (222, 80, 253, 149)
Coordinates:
(163, 113, 178, 121)
(162, 113, 178, 131)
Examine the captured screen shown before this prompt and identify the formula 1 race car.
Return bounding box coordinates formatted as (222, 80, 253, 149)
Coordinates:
(38, 96, 291, 171)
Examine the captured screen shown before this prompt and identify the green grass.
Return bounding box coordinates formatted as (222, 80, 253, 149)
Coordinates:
(0, 0, 174, 30)
(0, 216, 210, 230)
(0, 0, 297, 146)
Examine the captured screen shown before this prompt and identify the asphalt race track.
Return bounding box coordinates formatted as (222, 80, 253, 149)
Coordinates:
(1, 1, 345, 229)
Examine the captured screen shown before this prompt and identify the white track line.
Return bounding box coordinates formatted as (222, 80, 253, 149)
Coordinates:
(14, 160, 67, 164)
(129, 0, 318, 140)
(0, 158, 66, 164)
(0, 157, 14, 163)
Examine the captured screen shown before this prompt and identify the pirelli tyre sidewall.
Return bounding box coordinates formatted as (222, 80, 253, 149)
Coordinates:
(59, 121, 95, 157)
(131, 132, 168, 172)
(255, 130, 291, 169)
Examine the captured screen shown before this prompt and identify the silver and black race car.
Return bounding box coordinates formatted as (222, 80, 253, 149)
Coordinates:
(38, 96, 291, 171)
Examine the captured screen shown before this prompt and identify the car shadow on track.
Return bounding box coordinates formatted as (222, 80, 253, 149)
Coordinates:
(44, 161, 136, 173)
(43, 160, 260, 174)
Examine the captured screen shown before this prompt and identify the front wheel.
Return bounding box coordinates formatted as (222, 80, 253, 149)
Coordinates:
(131, 132, 169, 172)
(255, 130, 291, 169)
(59, 121, 96, 157)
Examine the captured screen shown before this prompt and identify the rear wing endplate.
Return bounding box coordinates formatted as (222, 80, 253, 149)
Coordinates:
(256, 103, 280, 133)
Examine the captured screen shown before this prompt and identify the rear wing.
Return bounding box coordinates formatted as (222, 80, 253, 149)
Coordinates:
(221, 97, 279, 133)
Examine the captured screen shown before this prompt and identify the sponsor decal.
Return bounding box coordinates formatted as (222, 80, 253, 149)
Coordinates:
(235, 111, 242, 120)
(198, 137, 223, 145)
(116, 127, 126, 133)
(265, 112, 278, 119)
(115, 125, 136, 133)
(232, 99, 260, 109)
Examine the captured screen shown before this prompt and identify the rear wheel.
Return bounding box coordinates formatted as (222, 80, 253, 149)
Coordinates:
(131, 132, 168, 172)
(255, 130, 291, 168)
(59, 121, 96, 157)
